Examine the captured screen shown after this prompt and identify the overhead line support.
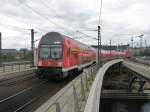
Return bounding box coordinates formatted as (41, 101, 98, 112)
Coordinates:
(0, 32, 1, 65)
(31, 29, 34, 67)
(98, 25, 101, 66)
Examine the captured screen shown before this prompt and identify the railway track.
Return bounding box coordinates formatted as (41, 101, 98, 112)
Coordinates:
(130, 58, 150, 66)
(0, 73, 35, 86)
(0, 69, 33, 82)
(0, 71, 78, 112)
(0, 80, 46, 112)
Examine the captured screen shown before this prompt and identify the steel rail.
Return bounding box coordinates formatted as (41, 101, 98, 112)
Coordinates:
(14, 96, 40, 112)
(0, 73, 35, 86)
(0, 81, 46, 103)
(0, 69, 34, 82)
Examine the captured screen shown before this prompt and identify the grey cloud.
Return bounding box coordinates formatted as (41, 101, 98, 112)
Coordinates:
(0, 0, 150, 48)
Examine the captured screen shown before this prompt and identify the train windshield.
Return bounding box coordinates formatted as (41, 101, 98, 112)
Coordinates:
(51, 47, 62, 59)
(40, 47, 50, 58)
(40, 45, 62, 59)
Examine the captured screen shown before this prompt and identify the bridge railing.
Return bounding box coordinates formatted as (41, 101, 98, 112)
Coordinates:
(84, 59, 123, 112)
(35, 65, 98, 112)
(0, 61, 32, 73)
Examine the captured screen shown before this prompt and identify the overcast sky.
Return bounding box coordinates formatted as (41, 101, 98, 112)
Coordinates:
(0, 0, 150, 49)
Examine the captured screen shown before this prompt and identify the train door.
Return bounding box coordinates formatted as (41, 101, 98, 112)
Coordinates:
(67, 48, 70, 67)
(74, 52, 78, 65)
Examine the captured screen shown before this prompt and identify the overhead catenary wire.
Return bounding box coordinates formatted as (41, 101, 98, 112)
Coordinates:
(39, 0, 75, 31)
(1, 0, 100, 42)
(17, 0, 74, 34)
(0, 16, 47, 32)
(77, 30, 97, 40)
(1, 15, 50, 34)
(0, 22, 30, 31)
(0, 22, 49, 36)
(98, 0, 103, 25)
(16, 0, 97, 37)
(1, 1, 74, 36)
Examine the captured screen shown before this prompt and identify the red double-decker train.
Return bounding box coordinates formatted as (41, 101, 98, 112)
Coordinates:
(35, 32, 97, 79)
(34, 32, 131, 80)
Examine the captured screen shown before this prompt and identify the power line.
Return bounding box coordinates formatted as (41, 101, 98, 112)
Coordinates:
(77, 28, 98, 32)
(34, 38, 41, 42)
(0, 21, 44, 35)
(0, 22, 30, 31)
(39, 0, 75, 31)
(98, 0, 103, 25)
(0, 22, 45, 35)
(0, 22, 50, 42)
(1, 12, 51, 33)
(17, 0, 73, 33)
(76, 30, 97, 40)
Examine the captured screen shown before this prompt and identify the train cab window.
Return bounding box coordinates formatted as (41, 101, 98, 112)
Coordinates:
(40, 47, 50, 58)
(51, 47, 62, 59)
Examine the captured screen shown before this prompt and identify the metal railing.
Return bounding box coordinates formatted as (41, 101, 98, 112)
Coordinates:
(35, 65, 98, 112)
(0, 61, 32, 73)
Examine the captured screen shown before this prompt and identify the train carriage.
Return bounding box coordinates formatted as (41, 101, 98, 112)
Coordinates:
(35, 32, 97, 79)
(35, 32, 131, 80)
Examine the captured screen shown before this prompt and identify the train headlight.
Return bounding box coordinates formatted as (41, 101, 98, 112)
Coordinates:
(58, 62, 62, 66)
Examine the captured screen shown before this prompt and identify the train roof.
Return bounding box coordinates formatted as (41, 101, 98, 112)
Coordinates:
(40, 32, 96, 51)
(40, 32, 64, 45)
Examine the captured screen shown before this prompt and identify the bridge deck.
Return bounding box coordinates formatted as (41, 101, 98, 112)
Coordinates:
(123, 61, 150, 81)
(84, 59, 123, 112)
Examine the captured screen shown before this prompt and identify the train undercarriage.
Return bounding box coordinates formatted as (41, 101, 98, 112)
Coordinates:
(35, 67, 82, 80)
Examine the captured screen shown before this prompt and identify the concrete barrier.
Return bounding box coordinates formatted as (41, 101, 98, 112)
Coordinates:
(84, 59, 123, 112)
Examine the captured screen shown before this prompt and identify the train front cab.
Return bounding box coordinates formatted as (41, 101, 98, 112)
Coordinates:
(36, 32, 65, 79)
(35, 32, 97, 80)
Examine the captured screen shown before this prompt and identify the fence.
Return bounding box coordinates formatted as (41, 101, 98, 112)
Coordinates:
(0, 61, 32, 73)
(35, 65, 98, 112)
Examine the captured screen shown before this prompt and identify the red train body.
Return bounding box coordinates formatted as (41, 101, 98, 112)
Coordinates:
(100, 50, 131, 60)
(35, 32, 96, 79)
(35, 32, 131, 79)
